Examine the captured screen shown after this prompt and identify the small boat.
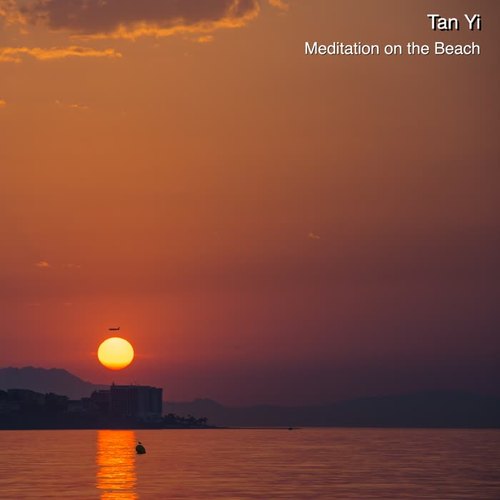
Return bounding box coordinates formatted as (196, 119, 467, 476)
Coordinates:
(136, 442, 146, 454)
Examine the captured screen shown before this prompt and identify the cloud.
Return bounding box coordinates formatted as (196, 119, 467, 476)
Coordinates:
(0, 0, 26, 26)
(56, 100, 89, 111)
(0, 99, 6, 108)
(0, 1, 291, 62)
(8, 0, 262, 40)
(308, 232, 321, 241)
(0, 45, 122, 63)
(34, 261, 82, 270)
(196, 35, 215, 44)
(62, 263, 82, 269)
(67, 103, 89, 110)
(268, 0, 289, 11)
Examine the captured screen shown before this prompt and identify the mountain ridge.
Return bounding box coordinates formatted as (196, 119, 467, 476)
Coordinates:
(165, 392, 500, 428)
(0, 366, 106, 400)
(2, 367, 499, 428)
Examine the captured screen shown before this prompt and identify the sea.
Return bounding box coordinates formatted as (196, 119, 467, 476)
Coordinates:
(0, 428, 499, 499)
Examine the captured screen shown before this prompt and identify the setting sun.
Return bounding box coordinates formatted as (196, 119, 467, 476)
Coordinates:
(97, 337, 134, 370)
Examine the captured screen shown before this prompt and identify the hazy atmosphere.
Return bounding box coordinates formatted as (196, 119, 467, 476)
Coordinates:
(1, 0, 499, 405)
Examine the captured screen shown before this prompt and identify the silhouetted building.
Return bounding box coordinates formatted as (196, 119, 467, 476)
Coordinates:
(44, 393, 68, 413)
(89, 385, 163, 421)
(67, 399, 85, 413)
(6, 389, 45, 405)
(0, 385, 210, 429)
(90, 390, 111, 414)
(0, 390, 21, 414)
(110, 384, 163, 421)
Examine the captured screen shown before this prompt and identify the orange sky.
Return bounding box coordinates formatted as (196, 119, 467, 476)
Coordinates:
(1, 0, 499, 404)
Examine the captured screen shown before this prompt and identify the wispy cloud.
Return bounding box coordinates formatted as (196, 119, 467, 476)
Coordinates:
(1, 1, 291, 62)
(268, 0, 289, 11)
(0, 45, 122, 63)
(55, 100, 90, 111)
(308, 232, 321, 241)
(3, 0, 261, 40)
(196, 35, 215, 44)
(62, 263, 82, 269)
(34, 260, 83, 270)
(67, 103, 89, 110)
(0, 0, 26, 26)
(1, 1, 290, 63)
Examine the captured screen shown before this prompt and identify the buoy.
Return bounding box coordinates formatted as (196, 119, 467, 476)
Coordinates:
(136, 442, 146, 454)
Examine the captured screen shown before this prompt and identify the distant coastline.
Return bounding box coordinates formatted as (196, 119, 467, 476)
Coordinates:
(2, 368, 500, 430)
(0, 384, 212, 431)
(0, 423, 218, 431)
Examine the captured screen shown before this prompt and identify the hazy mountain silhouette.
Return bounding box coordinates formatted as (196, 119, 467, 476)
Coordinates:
(0, 367, 106, 400)
(165, 392, 500, 428)
(2, 368, 499, 428)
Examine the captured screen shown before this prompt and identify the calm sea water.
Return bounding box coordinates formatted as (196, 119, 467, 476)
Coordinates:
(0, 428, 499, 499)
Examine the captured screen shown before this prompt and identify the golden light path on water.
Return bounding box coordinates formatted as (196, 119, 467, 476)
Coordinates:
(97, 430, 138, 500)
(0, 429, 499, 497)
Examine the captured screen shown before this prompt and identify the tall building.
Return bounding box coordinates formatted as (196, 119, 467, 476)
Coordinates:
(90, 384, 163, 421)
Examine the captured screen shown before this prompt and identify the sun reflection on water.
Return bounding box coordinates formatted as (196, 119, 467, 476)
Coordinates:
(96, 430, 138, 500)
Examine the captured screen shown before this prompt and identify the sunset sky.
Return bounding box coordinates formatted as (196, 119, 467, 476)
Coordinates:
(1, 0, 499, 405)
